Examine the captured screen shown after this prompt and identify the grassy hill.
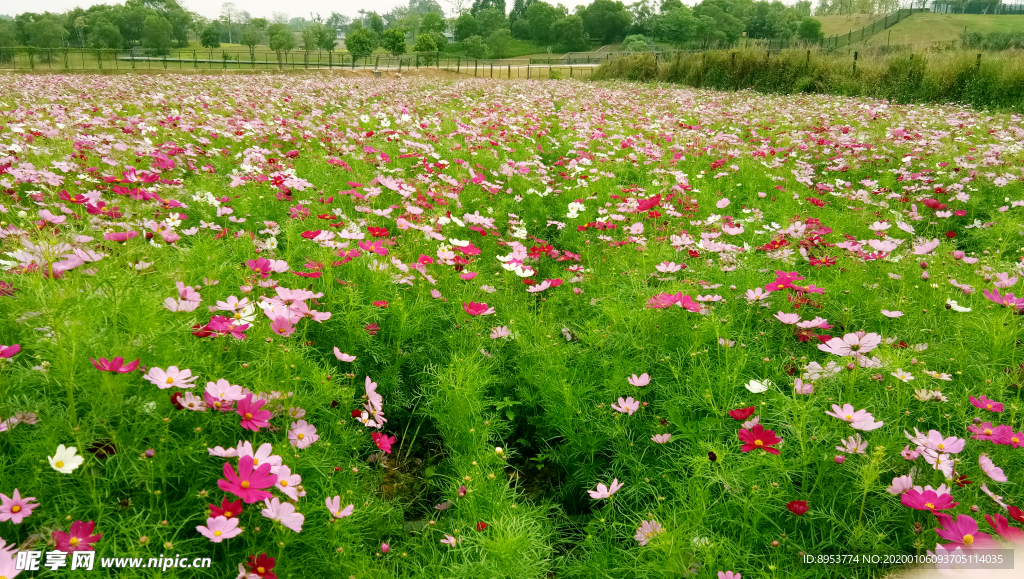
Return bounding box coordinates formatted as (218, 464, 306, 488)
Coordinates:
(862, 12, 1024, 46)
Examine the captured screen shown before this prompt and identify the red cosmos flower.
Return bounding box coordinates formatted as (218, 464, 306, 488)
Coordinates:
(373, 300, 389, 308)
(300, 230, 322, 239)
(476, 521, 489, 531)
(209, 498, 243, 519)
(246, 554, 278, 579)
(1008, 506, 1024, 524)
(368, 227, 390, 237)
(786, 500, 809, 516)
(738, 424, 781, 455)
(365, 323, 380, 336)
(728, 407, 756, 421)
(462, 302, 495, 316)
(170, 391, 186, 410)
(945, 231, 957, 239)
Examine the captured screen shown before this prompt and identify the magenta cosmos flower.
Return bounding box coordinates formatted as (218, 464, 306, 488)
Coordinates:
(933, 513, 999, 551)
(818, 331, 881, 356)
(901, 488, 959, 511)
(90, 356, 140, 373)
(218, 455, 278, 504)
(103, 231, 138, 243)
(462, 301, 495, 316)
(236, 394, 271, 432)
(0, 489, 39, 523)
(969, 395, 1004, 413)
(52, 520, 102, 551)
(0, 344, 20, 358)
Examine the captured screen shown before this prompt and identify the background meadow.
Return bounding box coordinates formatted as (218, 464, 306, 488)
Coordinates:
(0, 73, 1023, 578)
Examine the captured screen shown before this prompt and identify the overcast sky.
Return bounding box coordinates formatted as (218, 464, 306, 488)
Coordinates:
(4, 0, 603, 21)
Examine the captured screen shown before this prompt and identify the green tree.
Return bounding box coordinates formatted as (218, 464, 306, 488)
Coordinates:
(744, 1, 799, 39)
(623, 33, 648, 51)
(87, 19, 123, 49)
(579, 0, 632, 44)
(302, 26, 318, 51)
(659, 7, 697, 47)
(485, 28, 512, 58)
(796, 17, 823, 42)
(366, 12, 385, 34)
(660, 0, 684, 12)
(268, 23, 295, 65)
(200, 23, 221, 48)
(413, 32, 437, 52)
(511, 18, 531, 39)
(693, 3, 743, 44)
(420, 12, 445, 35)
(526, 2, 564, 44)
(475, 8, 506, 37)
(794, 0, 813, 17)
(141, 14, 172, 54)
(454, 13, 478, 41)
(551, 15, 589, 51)
(240, 25, 262, 59)
(382, 28, 407, 56)
(27, 18, 66, 49)
(471, 0, 507, 16)
(345, 26, 378, 59)
(463, 34, 486, 57)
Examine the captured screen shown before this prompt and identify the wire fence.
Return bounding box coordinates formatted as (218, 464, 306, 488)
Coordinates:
(929, 0, 1024, 14)
(823, 8, 929, 50)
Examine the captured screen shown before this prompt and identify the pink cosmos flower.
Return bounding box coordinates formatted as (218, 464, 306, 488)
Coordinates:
(901, 488, 959, 511)
(218, 456, 277, 504)
(611, 396, 639, 415)
(197, 516, 242, 543)
(52, 520, 102, 551)
(0, 489, 39, 523)
(774, 312, 800, 324)
(272, 465, 302, 501)
(934, 513, 999, 551)
(818, 331, 881, 356)
(881, 310, 904, 318)
(270, 316, 296, 337)
(901, 446, 921, 460)
(824, 404, 883, 431)
(261, 497, 304, 533)
(969, 395, 1003, 413)
(236, 395, 271, 432)
(634, 519, 665, 545)
(628, 373, 650, 387)
(490, 326, 511, 339)
(204, 379, 245, 412)
(887, 475, 914, 495)
(288, 420, 319, 449)
(921, 430, 965, 454)
(836, 434, 868, 455)
(103, 231, 138, 243)
(143, 366, 198, 389)
(462, 301, 495, 316)
(978, 454, 1007, 482)
(718, 572, 741, 579)
(651, 433, 671, 444)
(0, 344, 22, 358)
(326, 496, 354, 519)
(90, 356, 140, 373)
(333, 347, 356, 362)
(441, 534, 458, 546)
(794, 378, 814, 394)
(588, 478, 624, 499)
(983, 288, 1024, 309)
(236, 442, 282, 471)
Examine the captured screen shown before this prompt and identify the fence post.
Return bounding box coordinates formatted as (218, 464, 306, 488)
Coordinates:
(976, 53, 981, 71)
(475, 59, 478, 76)
(97, 48, 101, 70)
(437, 51, 440, 68)
(490, 63, 493, 77)
(853, 51, 858, 74)
(194, 50, 197, 69)
(507, 64, 510, 78)
(806, 49, 810, 67)
(416, 53, 419, 68)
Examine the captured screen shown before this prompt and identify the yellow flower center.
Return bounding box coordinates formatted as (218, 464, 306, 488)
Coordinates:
(280, 481, 288, 487)
(963, 534, 974, 545)
(224, 511, 232, 518)
(754, 439, 763, 446)
(56, 461, 65, 468)
(297, 433, 305, 440)
(335, 510, 342, 517)
(1013, 437, 1021, 444)
(165, 377, 174, 384)
(925, 502, 935, 509)
(245, 413, 253, 419)
(258, 567, 265, 574)
(69, 537, 80, 546)
(984, 429, 993, 435)
(845, 414, 852, 420)
(11, 506, 21, 513)
(214, 530, 222, 537)
(241, 481, 250, 489)
(937, 443, 945, 450)
(987, 404, 992, 409)
(252, 458, 259, 465)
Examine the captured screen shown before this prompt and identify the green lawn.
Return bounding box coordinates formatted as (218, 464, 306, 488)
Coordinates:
(863, 13, 1024, 46)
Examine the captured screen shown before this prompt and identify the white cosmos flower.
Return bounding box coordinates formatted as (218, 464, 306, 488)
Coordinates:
(745, 379, 772, 393)
(49, 444, 84, 473)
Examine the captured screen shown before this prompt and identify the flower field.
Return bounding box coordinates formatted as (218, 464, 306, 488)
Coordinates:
(1, 73, 1023, 579)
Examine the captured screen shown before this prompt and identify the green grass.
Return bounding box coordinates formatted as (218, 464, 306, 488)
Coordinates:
(862, 13, 1024, 46)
